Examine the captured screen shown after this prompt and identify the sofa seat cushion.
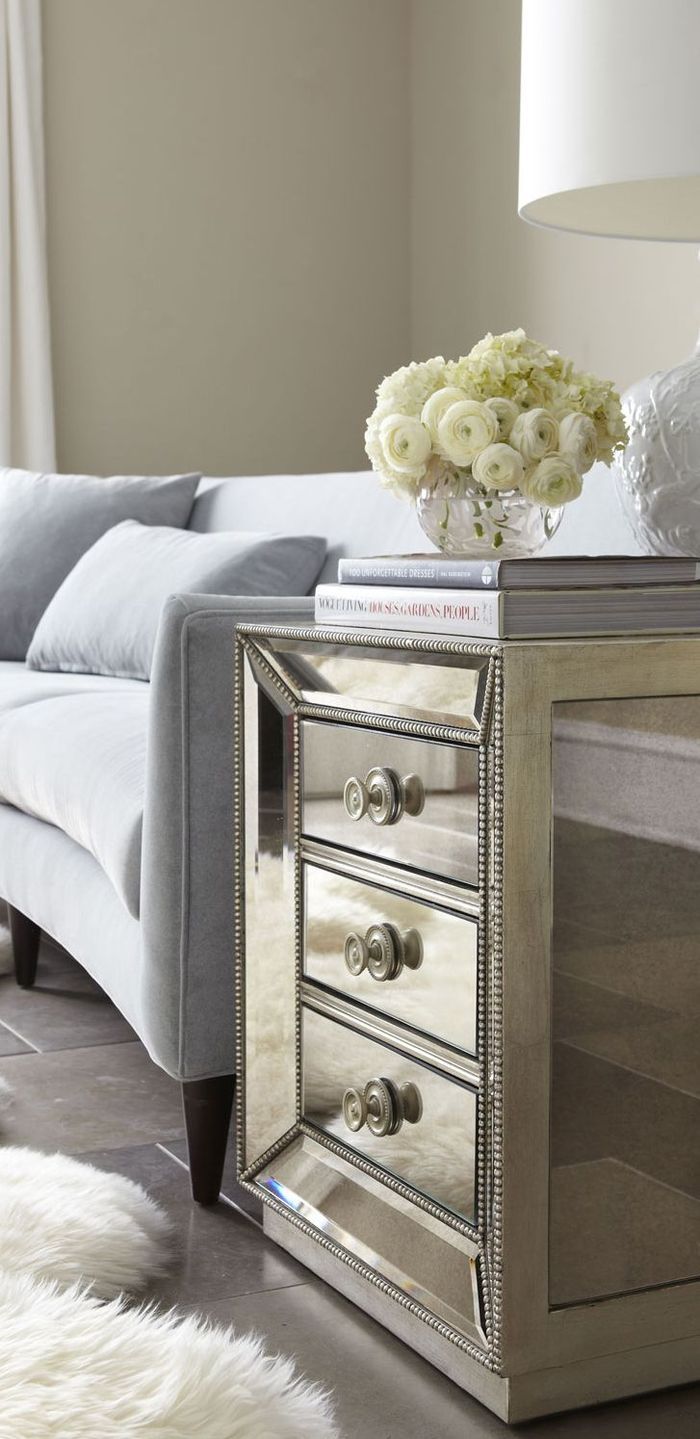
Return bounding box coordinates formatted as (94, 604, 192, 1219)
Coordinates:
(0, 661, 142, 715)
(0, 690, 148, 918)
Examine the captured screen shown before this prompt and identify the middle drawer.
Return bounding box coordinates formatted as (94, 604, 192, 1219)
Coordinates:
(304, 863, 478, 1056)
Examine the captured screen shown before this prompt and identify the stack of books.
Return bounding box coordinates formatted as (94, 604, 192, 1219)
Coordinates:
(314, 554, 700, 639)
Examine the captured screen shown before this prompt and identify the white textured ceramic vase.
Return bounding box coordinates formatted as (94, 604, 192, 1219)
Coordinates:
(613, 341, 700, 555)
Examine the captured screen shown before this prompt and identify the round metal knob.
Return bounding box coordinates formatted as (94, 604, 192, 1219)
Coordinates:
(398, 1081, 423, 1126)
(365, 767, 400, 825)
(401, 773, 426, 818)
(343, 767, 425, 826)
(343, 775, 369, 821)
(341, 1077, 423, 1137)
(365, 923, 404, 982)
(344, 931, 369, 976)
(344, 924, 424, 982)
(342, 1086, 368, 1131)
(365, 1077, 401, 1136)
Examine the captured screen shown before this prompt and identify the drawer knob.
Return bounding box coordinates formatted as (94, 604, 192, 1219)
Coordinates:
(342, 1077, 423, 1137)
(342, 767, 425, 827)
(344, 923, 423, 982)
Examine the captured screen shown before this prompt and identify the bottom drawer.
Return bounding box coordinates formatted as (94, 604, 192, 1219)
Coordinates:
(302, 1006, 477, 1223)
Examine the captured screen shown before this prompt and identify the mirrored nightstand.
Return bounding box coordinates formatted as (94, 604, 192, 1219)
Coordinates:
(234, 623, 700, 1422)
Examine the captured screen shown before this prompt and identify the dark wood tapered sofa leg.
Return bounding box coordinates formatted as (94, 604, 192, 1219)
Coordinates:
(8, 906, 40, 989)
(181, 1074, 236, 1205)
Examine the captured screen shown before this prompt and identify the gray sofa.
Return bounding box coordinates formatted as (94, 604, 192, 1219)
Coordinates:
(0, 465, 630, 1201)
(0, 471, 425, 1202)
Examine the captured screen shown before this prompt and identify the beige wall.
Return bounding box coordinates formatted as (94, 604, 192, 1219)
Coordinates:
(43, 0, 699, 480)
(43, 0, 410, 476)
(410, 0, 699, 388)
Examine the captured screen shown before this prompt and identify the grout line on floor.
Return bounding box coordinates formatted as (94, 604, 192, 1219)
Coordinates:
(156, 1141, 265, 1231)
(0, 1036, 146, 1064)
(0, 1018, 41, 1054)
(183, 1278, 316, 1314)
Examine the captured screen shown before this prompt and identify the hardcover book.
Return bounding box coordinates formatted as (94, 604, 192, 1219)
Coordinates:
(336, 554, 700, 590)
(315, 582, 700, 640)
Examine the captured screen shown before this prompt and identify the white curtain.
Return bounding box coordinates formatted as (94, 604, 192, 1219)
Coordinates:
(0, 0, 54, 470)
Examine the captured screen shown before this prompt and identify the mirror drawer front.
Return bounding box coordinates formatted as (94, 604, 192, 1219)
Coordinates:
(304, 864, 478, 1056)
(301, 720, 479, 888)
(302, 1006, 477, 1223)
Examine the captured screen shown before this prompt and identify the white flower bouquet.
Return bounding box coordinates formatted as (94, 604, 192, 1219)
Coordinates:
(365, 329, 628, 555)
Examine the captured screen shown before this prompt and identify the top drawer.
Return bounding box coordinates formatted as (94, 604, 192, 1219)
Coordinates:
(301, 720, 479, 888)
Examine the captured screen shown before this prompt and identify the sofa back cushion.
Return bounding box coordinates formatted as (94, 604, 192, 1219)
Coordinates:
(189, 471, 427, 583)
(26, 520, 326, 681)
(0, 468, 201, 660)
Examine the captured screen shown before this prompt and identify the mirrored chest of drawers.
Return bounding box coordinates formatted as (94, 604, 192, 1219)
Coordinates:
(234, 623, 700, 1422)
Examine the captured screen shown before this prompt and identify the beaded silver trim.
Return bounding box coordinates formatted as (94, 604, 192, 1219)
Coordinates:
(233, 640, 247, 1181)
(239, 621, 501, 660)
(296, 700, 482, 747)
(239, 635, 298, 709)
(297, 1119, 480, 1243)
(485, 660, 504, 1371)
(237, 1179, 496, 1367)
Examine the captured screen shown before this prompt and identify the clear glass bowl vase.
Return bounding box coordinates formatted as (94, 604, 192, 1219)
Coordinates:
(416, 475, 562, 559)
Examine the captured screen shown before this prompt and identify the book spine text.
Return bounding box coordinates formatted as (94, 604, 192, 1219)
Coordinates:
(314, 586, 501, 637)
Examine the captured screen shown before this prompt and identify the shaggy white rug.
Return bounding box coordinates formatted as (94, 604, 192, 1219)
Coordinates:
(0, 1147, 172, 1298)
(0, 1133, 335, 1435)
(0, 1271, 336, 1439)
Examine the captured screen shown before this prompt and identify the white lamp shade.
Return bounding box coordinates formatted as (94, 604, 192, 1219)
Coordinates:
(519, 0, 700, 240)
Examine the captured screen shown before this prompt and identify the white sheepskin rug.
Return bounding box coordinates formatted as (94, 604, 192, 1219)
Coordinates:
(0, 1271, 336, 1439)
(0, 1147, 172, 1297)
(0, 1144, 336, 1437)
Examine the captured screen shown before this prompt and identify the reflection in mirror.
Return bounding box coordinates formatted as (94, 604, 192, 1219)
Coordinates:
(304, 863, 478, 1054)
(257, 639, 490, 730)
(303, 1006, 477, 1223)
(257, 1135, 484, 1341)
(242, 655, 297, 1165)
(551, 697, 700, 1305)
(302, 721, 479, 887)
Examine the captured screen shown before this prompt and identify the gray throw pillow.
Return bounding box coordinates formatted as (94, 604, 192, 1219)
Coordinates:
(26, 520, 326, 681)
(0, 468, 201, 659)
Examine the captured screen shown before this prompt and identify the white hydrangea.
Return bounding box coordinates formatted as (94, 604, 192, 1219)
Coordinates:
(364, 331, 627, 505)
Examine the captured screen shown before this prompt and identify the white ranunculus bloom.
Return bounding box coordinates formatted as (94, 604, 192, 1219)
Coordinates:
(472, 442, 525, 492)
(420, 387, 468, 443)
(521, 455, 582, 506)
(483, 396, 519, 441)
(510, 407, 559, 464)
(437, 400, 498, 467)
(558, 411, 598, 474)
(379, 412, 432, 477)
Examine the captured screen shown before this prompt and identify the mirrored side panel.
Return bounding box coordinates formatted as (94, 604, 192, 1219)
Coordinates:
(551, 696, 700, 1306)
(242, 652, 299, 1167)
(255, 638, 491, 731)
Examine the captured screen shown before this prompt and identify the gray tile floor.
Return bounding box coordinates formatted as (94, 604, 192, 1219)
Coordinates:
(0, 938, 698, 1437)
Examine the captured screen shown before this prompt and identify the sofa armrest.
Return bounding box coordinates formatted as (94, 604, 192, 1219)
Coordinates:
(140, 592, 313, 1078)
